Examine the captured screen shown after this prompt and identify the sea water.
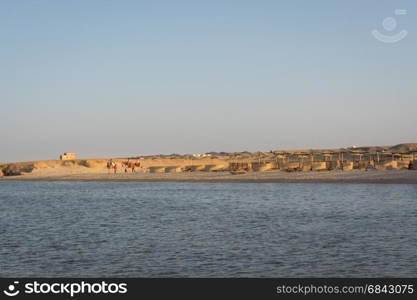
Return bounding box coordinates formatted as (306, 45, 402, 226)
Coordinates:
(0, 182, 416, 277)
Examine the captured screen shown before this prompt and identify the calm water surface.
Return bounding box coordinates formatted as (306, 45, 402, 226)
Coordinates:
(0, 182, 416, 277)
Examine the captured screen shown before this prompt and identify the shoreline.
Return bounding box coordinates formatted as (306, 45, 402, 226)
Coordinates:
(2, 170, 417, 184)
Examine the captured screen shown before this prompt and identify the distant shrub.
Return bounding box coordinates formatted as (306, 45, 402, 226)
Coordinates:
(77, 160, 104, 168)
(1, 164, 34, 176)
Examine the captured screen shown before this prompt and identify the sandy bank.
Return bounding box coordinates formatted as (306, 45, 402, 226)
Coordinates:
(1, 170, 417, 184)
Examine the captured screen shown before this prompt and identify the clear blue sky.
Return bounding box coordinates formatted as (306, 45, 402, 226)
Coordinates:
(1, 0, 416, 162)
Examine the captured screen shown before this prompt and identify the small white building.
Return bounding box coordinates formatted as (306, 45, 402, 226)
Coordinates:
(60, 153, 76, 160)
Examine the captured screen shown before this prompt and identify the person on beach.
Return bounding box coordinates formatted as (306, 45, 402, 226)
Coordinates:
(112, 162, 117, 174)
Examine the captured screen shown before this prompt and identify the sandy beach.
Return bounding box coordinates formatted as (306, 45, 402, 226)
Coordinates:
(2, 169, 417, 184)
(1, 143, 416, 183)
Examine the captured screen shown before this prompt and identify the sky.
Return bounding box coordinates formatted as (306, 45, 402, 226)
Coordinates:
(0, 0, 416, 162)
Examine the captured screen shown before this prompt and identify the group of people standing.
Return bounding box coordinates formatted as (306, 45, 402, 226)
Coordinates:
(106, 159, 141, 174)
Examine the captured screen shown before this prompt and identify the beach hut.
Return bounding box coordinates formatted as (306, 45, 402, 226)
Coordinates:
(349, 151, 368, 169)
(293, 152, 310, 170)
(273, 152, 290, 169)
